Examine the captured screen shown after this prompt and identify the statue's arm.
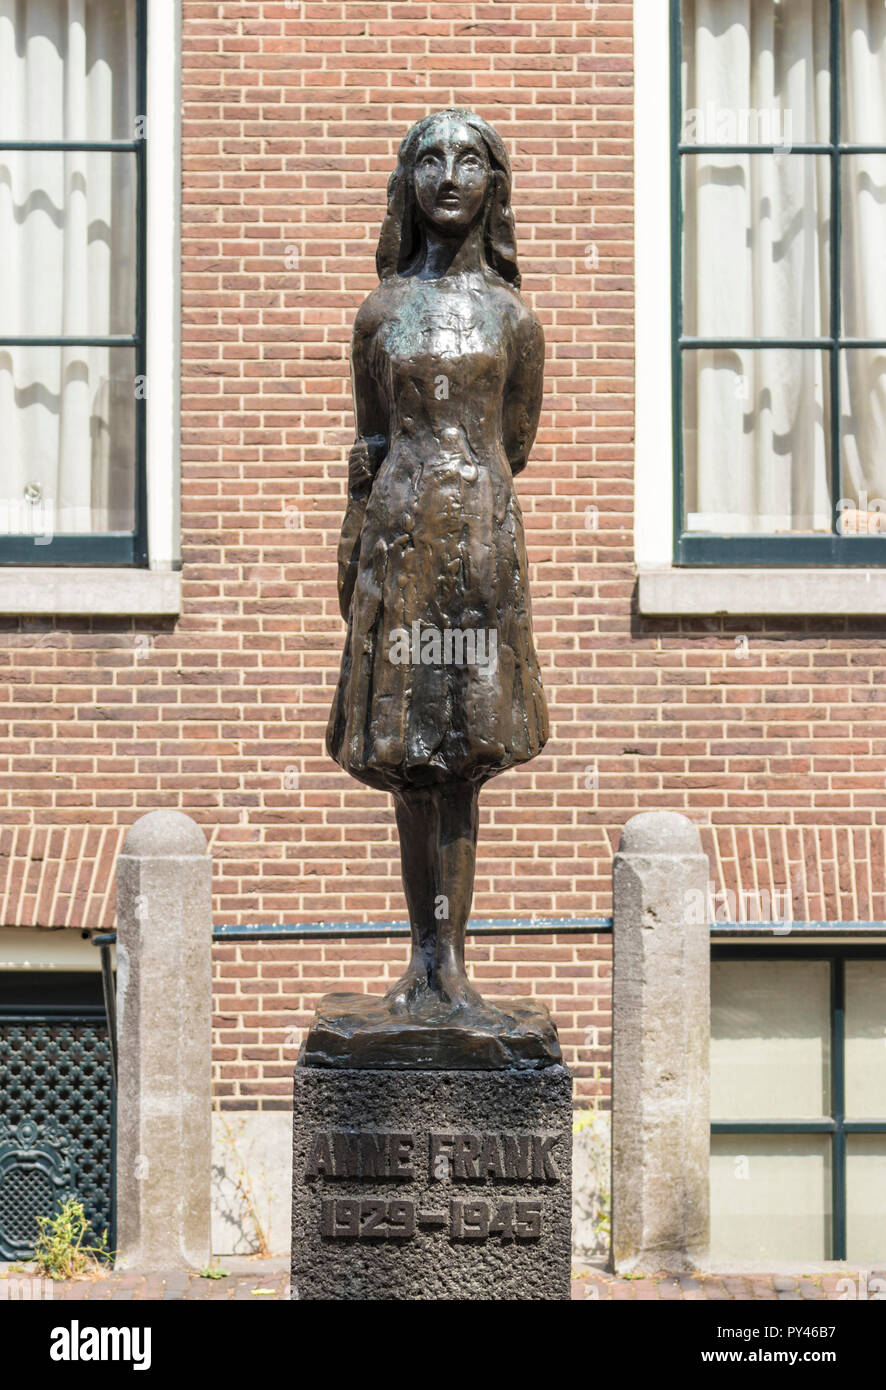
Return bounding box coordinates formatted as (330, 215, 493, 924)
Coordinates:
(337, 314, 388, 620)
(502, 309, 544, 477)
(350, 315, 389, 484)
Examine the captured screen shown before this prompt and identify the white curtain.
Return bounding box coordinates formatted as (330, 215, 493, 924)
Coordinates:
(682, 0, 886, 536)
(0, 0, 135, 537)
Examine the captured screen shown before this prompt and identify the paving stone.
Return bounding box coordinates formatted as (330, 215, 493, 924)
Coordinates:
(181, 1282, 212, 1299)
(40, 1265, 863, 1301)
(161, 1272, 190, 1300)
(571, 1282, 601, 1300)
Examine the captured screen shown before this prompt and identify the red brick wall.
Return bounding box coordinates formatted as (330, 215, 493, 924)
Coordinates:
(175, 0, 632, 930)
(5, 3, 886, 1110)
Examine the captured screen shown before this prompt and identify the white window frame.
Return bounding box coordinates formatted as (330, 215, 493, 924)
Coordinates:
(0, 0, 181, 616)
(633, 0, 886, 617)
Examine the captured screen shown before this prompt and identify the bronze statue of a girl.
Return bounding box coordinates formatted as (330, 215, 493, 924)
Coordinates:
(315, 110, 557, 1067)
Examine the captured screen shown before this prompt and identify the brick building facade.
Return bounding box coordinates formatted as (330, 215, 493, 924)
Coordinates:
(2, 0, 886, 1224)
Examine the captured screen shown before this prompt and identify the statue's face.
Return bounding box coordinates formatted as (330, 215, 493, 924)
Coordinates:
(413, 117, 491, 235)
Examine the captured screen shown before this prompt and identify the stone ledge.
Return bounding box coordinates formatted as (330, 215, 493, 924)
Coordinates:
(0, 567, 181, 615)
(638, 566, 886, 617)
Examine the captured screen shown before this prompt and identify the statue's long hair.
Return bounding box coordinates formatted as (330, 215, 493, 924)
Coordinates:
(375, 109, 521, 287)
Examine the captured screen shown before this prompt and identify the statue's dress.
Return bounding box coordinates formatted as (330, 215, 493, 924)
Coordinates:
(326, 271, 549, 792)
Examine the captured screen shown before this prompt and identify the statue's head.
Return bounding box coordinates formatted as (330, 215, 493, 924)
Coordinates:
(376, 109, 521, 286)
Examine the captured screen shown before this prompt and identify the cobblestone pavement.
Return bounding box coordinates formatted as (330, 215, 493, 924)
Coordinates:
(570, 1270, 884, 1301)
(3, 1260, 881, 1300)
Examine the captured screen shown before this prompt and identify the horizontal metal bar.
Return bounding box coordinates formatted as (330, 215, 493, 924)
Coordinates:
(0, 1009, 107, 1022)
(712, 1121, 837, 1133)
(681, 338, 835, 350)
(90, 922, 886, 945)
(0, 532, 135, 540)
(0, 141, 140, 152)
(676, 533, 886, 566)
(0, 336, 138, 348)
(714, 1120, 886, 1135)
(713, 944, 886, 960)
(0, 535, 139, 566)
(712, 923, 886, 937)
(680, 143, 832, 155)
(213, 917, 614, 941)
(681, 338, 886, 351)
(680, 143, 886, 156)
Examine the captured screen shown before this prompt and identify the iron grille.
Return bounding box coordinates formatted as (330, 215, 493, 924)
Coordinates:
(0, 1020, 114, 1260)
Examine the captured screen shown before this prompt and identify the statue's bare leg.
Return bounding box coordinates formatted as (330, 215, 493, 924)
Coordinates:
(385, 788, 438, 1012)
(431, 782, 484, 1009)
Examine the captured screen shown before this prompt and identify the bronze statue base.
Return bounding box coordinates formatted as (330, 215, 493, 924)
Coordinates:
(302, 993, 562, 1070)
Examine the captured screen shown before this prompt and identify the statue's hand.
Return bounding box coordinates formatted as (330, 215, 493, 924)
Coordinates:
(338, 435, 388, 620)
(347, 434, 387, 498)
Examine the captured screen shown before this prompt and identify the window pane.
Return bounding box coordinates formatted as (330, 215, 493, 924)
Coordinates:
(711, 960, 831, 1120)
(683, 154, 830, 338)
(839, 350, 886, 538)
(681, 0, 830, 148)
(846, 1136, 886, 1264)
(711, 1134, 831, 1263)
(842, 157, 886, 340)
(0, 0, 136, 142)
(0, 152, 136, 337)
(845, 961, 886, 1118)
(0, 346, 136, 535)
(683, 349, 832, 535)
(841, 0, 886, 145)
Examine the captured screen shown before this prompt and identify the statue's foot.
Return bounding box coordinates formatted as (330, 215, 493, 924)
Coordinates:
(433, 966, 485, 1012)
(384, 964, 432, 1015)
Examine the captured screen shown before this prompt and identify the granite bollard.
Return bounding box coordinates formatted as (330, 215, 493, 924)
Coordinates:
(611, 811, 711, 1273)
(115, 810, 213, 1269)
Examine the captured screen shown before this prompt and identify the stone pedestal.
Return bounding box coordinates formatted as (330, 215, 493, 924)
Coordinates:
(291, 1064, 573, 1300)
(303, 992, 561, 1069)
